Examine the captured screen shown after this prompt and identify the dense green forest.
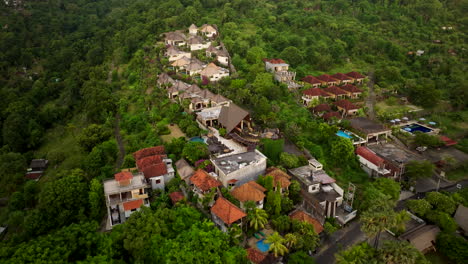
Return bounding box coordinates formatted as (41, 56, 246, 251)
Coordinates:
(0, 0, 467, 262)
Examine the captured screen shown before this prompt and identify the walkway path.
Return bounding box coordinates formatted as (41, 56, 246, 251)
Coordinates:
(365, 70, 376, 120)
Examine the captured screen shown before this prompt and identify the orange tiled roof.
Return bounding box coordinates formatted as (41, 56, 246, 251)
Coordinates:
(263, 58, 286, 64)
(114, 171, 133, 182)
(142, 163, 167, 179)
(290, 210, 324, 234)
(133, 146, 166, 161)
(136, 155, 164, 171)
(169, 191, 185, 203)
(231, 181, 266, 202)
(332, 72, 354, 81)
(123, 199, 144, 211)
(190, 169, 221, 192)
(211, 197, 246, 225)
(247, 248, 267, 264)
(266, 167, 291, 188)
(316, 74, 339, 83)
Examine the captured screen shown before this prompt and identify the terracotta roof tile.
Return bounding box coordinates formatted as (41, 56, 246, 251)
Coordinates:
(211, 197, 246, 225)
(356, 146, 385, 167)
(324, 86, 348, 96)
(302, 88, 331, 97)
(231, 181, 266, 202)
(263, 58, 286, 64)
(114, 171, 133, 182)
(312, 104, 331, 113)
(341, 84, 362, 93)
(136, 155, 164, 171)
(123, 199, 144, 211)
(190, 169, 221, 192)
(266, 167, 291, 188)
(142, 163, 167, 179)
(322, 111, 341, 120)
(346, 71, 365, 79)
(247, 248, 267, 264)
(334, 99, 359, 110)
(332, 72, 354, 81)
(316, 74, 339, 83)
(25, 172, 43, 180)
(169, 192, 185, 203)
(133, 146, 166, 161)
(290, 210, 324, 234)
(302, 75, 324, 85)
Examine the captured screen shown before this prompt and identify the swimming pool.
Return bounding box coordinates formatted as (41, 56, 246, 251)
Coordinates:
(256, 239, 270, 253)
(336, 130, 353, 139)
(189, 136, 206, 143)
(401, 123, 433, 134)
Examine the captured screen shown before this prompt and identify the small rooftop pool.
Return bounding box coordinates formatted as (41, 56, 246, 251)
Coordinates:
(256, 239, 270, 253)
(189, 136, 206, 143)
(401, 123, 433, 134)
(336, 130, 353, 139)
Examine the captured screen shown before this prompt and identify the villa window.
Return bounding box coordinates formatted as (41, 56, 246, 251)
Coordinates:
(155, 179, 161, 184)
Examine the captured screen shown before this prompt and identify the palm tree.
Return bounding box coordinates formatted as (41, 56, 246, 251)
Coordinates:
(248, 208, 268, 231)
(284, 233, 298, 249)
(379, 240, 426, 264)
(360, 199, 399, 248)
(265, 232, 288, 257)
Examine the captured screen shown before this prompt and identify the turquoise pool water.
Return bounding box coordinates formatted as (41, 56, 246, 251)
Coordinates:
(189, 136, 205, 143)
(256, 239, 270, 253)
(336, 130, 353, 139)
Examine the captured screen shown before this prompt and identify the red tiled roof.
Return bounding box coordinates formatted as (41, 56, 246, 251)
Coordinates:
(25, 172, 43, 180)
(263, 58, 286, 64)
(324, 86, 348, 96)
(323, 111, 341, 120)
(169, 192, 185, 203)
(190, 169, 221, 192)
(123, 199, 144, 211)
(332, 72, 354, 81)
(312, 104, 331, 113)
(335, 99, 359, 110)
(341, 84, 362, 93)
(142, 163, 167, 179)
(356, 146, 385, 167)
(302, 75, 324, 85)
(133, 146, 166, 161)
(211, 197, 246, 225)
(316, 74, 339, 83)
(136, 155, 164, 171)
(440, 136, 457, 146)
(231, 181, 266, 202)
(247, 248, 267, 264)
(303, 88, 331, 97)
(114, 171, 133, 182)
(346, 71, 365, 79)
(290, 210, 324, 234)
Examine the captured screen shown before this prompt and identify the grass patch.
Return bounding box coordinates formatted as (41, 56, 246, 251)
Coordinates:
(160, 124, 187, 143)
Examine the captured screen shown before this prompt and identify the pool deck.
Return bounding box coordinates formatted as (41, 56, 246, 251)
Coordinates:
(247, 228, 274, 253)
(397, 122, 440, 135)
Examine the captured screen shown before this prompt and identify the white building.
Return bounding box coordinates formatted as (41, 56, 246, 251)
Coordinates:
(103, 172, 150, 229)
(165, 46, 191, 62)
(211, 150, 267, 187)
(199, 63, 229, 82)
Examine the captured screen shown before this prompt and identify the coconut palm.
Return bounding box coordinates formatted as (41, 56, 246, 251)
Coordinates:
(379, 240, 427, 264)
(360, 199, 399, 248)
(284, 233, 298, 249)
(265, 232, 288, 257)
(248, 208, 268, 231)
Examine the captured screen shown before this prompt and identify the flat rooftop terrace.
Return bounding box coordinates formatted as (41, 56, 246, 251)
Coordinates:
(103, 174, 149, 195)
(212, 150, 265, 174)
(368, 143, 422, 165)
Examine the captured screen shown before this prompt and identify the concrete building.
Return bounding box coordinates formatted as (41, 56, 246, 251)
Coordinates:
(211, 150, 267, 187)
(367, 143, 422, 179)
(133, 146, 174, 190)
(356, 146, 391, 177)
(350, 117, 391, 144)
(289, 159, 357, 225)
(103, 172, 150, 229)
